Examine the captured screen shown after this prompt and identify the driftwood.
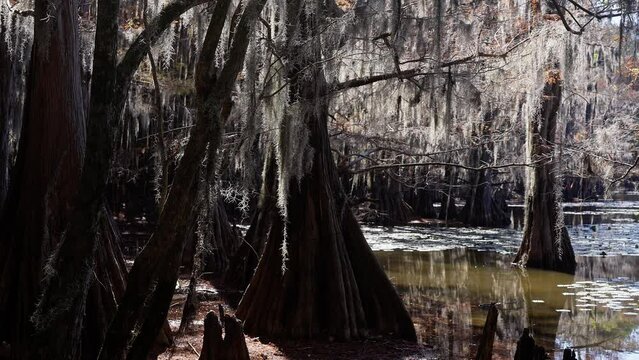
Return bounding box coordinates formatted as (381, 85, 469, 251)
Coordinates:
(475, 303, 498, 360)
(199, 305, 250, 360)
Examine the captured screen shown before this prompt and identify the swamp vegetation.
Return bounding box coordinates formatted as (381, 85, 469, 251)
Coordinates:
(0, 0, 638, 359)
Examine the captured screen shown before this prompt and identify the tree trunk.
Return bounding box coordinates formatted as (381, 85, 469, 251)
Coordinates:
(407, 186, 437, 219)
(0, 9, 32, 344)
(199, 306, 250, 360)
(460, 111, 510, 227)
(0, 12, 11, 218)
(438, 164, 458, 222)
(236, 54, 416, 340)
(224, 153, 277, 294)
(514, 67, 576, 274)
(513, 328, 547, 360)
(202, 199, 242, 274)
(0, 10, 30, 218)
(83, 205, 174, 359)
(475, 303, 498, 360)
(0, 0, 86, 357)
(98, 0, 266, 357)
(181, 198, 241, 275)
(2, 1, 219, 359)
(372, 173, 410, 226)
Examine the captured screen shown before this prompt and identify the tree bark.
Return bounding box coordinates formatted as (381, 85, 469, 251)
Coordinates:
(406, 186, 437, 219)
(224, 153, 277, 293)
(460, 111, 510, 227)
(513, 328, 547, 360)
(236, 24, 416, 337)
(82, 205, 145, 360)
(514, 67, 576, 274)
(438, 164, 458, 222)
(0, 10, 30, 219)
(0, 0, 86, 357)
(237, 101, 416, 340)
(202, 199, 242, 275)
(0, 10, 32, 344)
(199, 306, 250, 360)
(98, 0, 266, 357)
(15, 0, 204, 358)
(475, 303, 498, 360)
(371, 173, 411, 226)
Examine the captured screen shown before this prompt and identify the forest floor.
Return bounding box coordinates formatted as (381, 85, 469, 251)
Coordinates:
(157, 277, 438, 360)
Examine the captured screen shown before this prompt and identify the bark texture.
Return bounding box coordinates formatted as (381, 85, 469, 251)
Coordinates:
(0, 0, 86, 357)
(237, 103, 416, 340)
(406, 187, 437, 219)
(181, 199, 241, 275)
(514, 68, 576, 274)
(514, 328, 547, 360)
(0, 10, 30, 218)
(199, 306, 250, 360)
(203, 199, 242, 274)
(475, 303, 498, 360)
(224, 153, 277, 295)
(460, 111, 510, 227)
(236, 24, 416, 337)
(438, 164, 458, 221)
(371, 173, 411, 226)
(98, 0, 266, 357)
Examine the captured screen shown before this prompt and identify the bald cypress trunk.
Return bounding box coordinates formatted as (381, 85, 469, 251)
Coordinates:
(460, 111, 510, 228)
(0, 11, 30, 344)
(0, 1, 86, 357)
(98, 0, 266, 357)
(372, 173, 411, 226)
(439, 165, 458, 222)
(514, 67, 576, 274)
(202, 199, 242, 274)
(406, 186, 437, 219)
(0, 14, 10, 217)
(82, 206, 135, 360)
(224, 153, 277, 294)
(199, 306, 250, 360)
(236, 51, 416, 340)
(0, 10, 29, 218)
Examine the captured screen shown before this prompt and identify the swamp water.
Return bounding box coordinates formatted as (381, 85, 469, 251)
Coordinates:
(366, 201, 639, 359)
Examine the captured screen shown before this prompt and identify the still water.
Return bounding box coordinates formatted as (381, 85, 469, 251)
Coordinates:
(366, 201, 639, 359)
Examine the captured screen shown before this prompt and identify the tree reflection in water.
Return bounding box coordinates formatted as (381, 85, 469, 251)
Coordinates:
(376, 248, 639, 359)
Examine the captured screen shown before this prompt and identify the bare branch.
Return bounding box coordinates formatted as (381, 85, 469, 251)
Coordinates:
(609, 155, 639, 185)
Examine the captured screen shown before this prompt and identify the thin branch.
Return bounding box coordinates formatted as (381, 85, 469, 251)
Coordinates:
(440, 37, 530, 68)
(328, 68, 436, 93)
(550, 0, 585, 35)
(609, 155, 639, 185)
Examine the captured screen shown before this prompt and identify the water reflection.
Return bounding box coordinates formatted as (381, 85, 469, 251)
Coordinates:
(376, 249, 639, 359)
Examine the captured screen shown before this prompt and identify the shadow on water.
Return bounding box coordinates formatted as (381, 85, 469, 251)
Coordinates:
(375, 248, 639, 359)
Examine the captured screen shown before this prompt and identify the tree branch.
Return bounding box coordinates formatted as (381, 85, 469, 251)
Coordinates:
(116, 0, 211, 107)
(610, 154, 639, 185)
(328, 68, 436, 93)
